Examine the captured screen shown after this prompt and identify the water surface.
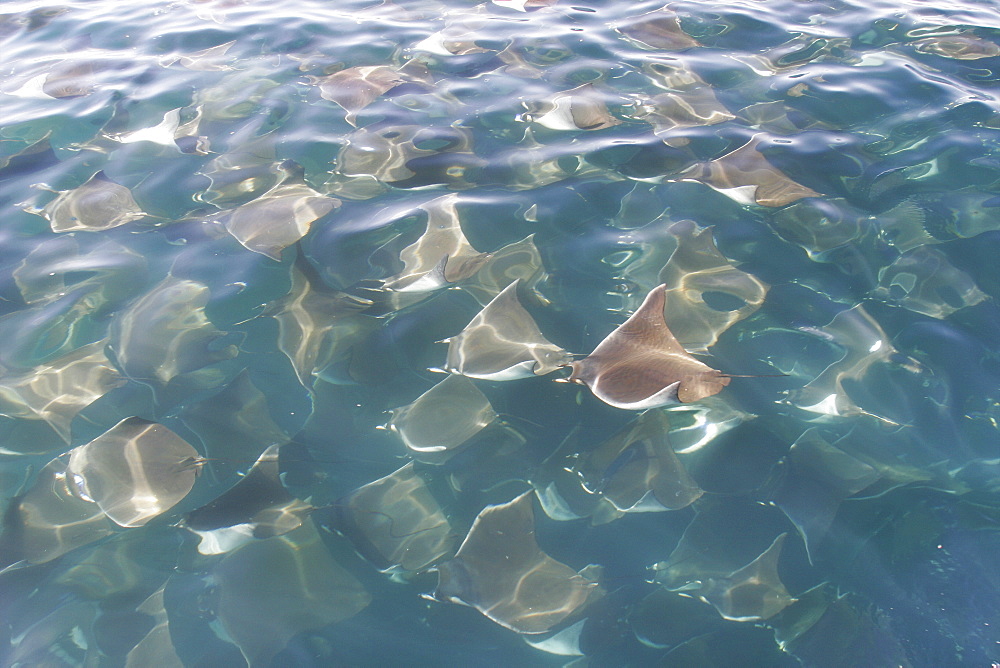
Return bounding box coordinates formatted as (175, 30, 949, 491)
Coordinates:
(1, 0, 999, 665)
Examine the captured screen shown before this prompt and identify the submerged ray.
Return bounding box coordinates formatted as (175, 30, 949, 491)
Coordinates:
(52, 527, 170, 599)
(0, 455, 114, 568)
(0, 131, 54, 172)
(445, 280, 571, 380)
(491, 126, 607, 190)
(665, 394, 754, 455)
(492, 0, 558, 11)
(184, 444, 313, 554)
(336, 462, 456, 572)
(67, 417, 200, 528)
(641, 57, 706, 91)
(633, 87, 735, 137)
(530, 83, 621, 132)
(738, 100, 831, 135)
(109, 276, 238, 387)
(768, 198, 867, 260)
(33, 171, 147, 233)
(677, 134, 821, 207)
(190, 66, 281, 122)
(431, 492, 602, 634)
(390, 374, 497, 454)
(273, 264, 375, 389)
(695, 533, 796, 622)
(381, 194, 490, 293)
(215, 163, 341, 260)
(5, 599, 100, 667)
(460, 234, 547, 306)
(307, 65, 410, 125)
(337, 123, 478, 187)
(871, 246, 988, 318)
(786, 304, 917, 420)
(771, 585, 911, 667)
(570, 284, 731, 409)
(13, 236, 147, 307)
(0, 289, 107, 371)
(197, 131, 280, 208)
(652, 498, 791, 592)
(159, 39, 236, 71)
(658, 220, 770, 353)
(614, 9, 700, 51)
(126, 587, 183, 668)
(0, 339, 124, 444)
(413, 27, 491, 57)
(577, 410, 702, 513)
(771, 429, 878, 563)
(179, 370, 290, 481)
(875, 199, 941, 252)
(630, 588, 723, 651)
(912, 32, 1000, 59)
(214, 519, 370, 667)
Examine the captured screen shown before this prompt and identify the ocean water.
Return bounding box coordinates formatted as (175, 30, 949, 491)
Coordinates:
(0, 0, 999, 665)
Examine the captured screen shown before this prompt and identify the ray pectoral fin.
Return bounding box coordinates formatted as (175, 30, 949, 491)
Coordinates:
(677, 372, 730, 404)
(625, 381, 680, 410)
(389, 254, 451, 293)
(445, 279, 571, 380)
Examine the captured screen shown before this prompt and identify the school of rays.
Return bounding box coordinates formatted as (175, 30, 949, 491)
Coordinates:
(1, 0, 998, 666)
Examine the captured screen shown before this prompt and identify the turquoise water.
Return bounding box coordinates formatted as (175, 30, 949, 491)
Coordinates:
(1, 0, 999, 665)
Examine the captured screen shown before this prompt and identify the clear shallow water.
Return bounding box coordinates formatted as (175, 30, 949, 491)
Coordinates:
(0, 0, 999, 665)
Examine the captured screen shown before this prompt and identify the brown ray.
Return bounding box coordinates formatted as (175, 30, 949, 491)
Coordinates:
(570, 284, 730, 409)
(676, 134, 821, 207)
